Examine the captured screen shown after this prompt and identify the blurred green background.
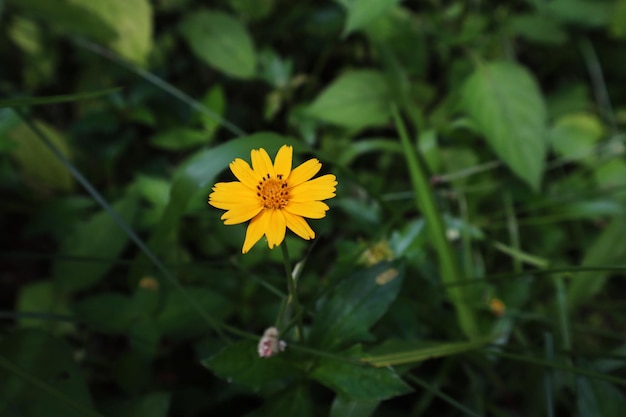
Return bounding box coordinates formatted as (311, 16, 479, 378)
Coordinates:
(2, 0, 626, 416)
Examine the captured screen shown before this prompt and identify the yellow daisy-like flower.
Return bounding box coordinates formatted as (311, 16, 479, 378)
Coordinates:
(208, 145, 337, 253)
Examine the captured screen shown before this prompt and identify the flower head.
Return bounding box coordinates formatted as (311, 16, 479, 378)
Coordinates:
(209, 145, 337, 253)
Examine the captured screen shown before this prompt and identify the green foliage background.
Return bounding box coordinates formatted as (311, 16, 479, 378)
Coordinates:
(2, 0, 626, 416)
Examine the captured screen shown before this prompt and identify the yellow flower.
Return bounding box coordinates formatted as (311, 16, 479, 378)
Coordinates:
(209, 145, 337, 253)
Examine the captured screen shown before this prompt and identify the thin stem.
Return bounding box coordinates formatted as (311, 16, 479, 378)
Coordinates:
(281, 243, 303, 341)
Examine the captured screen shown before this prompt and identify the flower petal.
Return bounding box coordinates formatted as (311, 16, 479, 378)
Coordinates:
(251, 148, 275, 178)
(284, 201, 329, 219)
(289, 174, 337, 202)
(283, 210, 315, 240)
(242, 210, 270, 253)
(221, 204, 263, 225)
(273, 145, 293, 179)
(209, 182, 258, 209)
(265, 209, 286, 249)
(288, 158, 321, 188)
(230, 158, 258, 189)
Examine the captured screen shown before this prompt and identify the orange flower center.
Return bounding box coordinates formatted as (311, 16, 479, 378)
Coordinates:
(256, 173, 289, 209)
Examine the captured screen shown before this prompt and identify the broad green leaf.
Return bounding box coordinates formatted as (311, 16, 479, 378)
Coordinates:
(329, 396, 379, 417)
(74, 0, 153, 64)
(179, 10, 256, 79)
(594, 159, 626, 189)
(610, 0, 626, 38)
(568, 214, 626, 308)
(462, 61, 547, 190)
(229, 0, 276, 21)
(129, 318, 160, 359)
(307, 70, 391, 130)
(196, 85, 226, 134)
(72, 293, 134, 334)
(578, 378, 626, 417)
(53, 193, 138, 293)
(0, 87, 121, 109)
(10, 0, 152, 64)
(201, 341, 302, 390)
(109, 392, 171, 417)
(0, 329, 93, 417)
(510, 13, 567, 45)
(340, 0, 402, 36)
(547, 0, 610, 27)
(310, 346, 412, 401)
(336, 138, 402, 166)
(8, 120, 74, 192)
(246, 385, 313, 417)
(8, 0, 118, 42)
(150, 127, 212, 151)
(17, 281, 72, 332)
(549, 112, 604, 163)
(309, 261, 404, 350)
(155, 287, 233, 339)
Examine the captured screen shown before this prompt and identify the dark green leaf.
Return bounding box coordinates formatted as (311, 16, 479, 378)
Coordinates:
(309, 261, 404, 350)
(0, 329, 94, 417)
(341, 0, 402, 36)
(462, 61, 548, 190)
(73, 293, 134, 334)
(309, 346, 412, 401)
(180, 10, 256, 79)
(201, 341, 302, 390)
(329, 396, 379, 417)
(53, 193, 138, 293)
(307, 70, 391, 130)
(156, 287, 233, 339)
(150, 128, 211, 151)
(246, 384, 313, 417)
(578, 378, 626, 417)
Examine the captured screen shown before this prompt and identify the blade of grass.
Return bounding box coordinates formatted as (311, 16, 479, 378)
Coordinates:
(544, 332, 555, 417)
(0, 355, 104, 417)
(362, 337, 492, 367)
(16, 109, 229, 342)
(393, 105, 479, 339)
(0, 87, 121, 108)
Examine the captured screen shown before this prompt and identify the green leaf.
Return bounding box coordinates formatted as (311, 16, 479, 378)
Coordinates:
(201, 341, 302, 390)
(8, 0, 118, 42)
(109, 392, 171, 417)
(0, 329, 94, 417)
(75, 0, 153, 65)
(150, 127, 211, 151)
(610, 0, 626, 38)
(547, 0, 610, 27)
(10, 0, 152, 64)
(7, 120, 74, 192)
(17, 281, 72, 332)
(329, 396, 379, 417)
(72, 293, 134, 334)
(129, 318, 160, 359)
(578, 378, 626, 417)
(462, 61, 547, 190)
(340, 0, 402, 36)
(0, 88, 121, 109)
(155, 287, 233, 339)
(309, 346, 412, 401)
(53, 193, 138, 293)
(309, 261, 404, 350)
(568, 214, 626, 308)
(246, 385, 313, 417)
(549, 112, 604, 163)
(307, 70, 391, 130)
(510, 13, 567, 45)
(179, 10, 256, 79)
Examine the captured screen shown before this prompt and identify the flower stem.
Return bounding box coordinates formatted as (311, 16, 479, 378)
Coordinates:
(281, 242, 303, 341)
